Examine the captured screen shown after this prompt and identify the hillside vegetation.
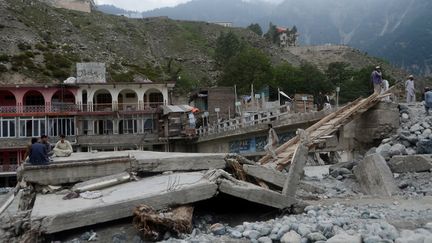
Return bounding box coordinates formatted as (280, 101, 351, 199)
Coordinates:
(0, 0, 406, 98)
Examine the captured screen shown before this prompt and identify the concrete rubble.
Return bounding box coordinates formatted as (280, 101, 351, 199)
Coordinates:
(1, 103, 432, 243)
(353, 154, 400, 197)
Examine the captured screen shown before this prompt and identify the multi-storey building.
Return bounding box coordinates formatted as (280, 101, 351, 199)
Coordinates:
(0, 81, 175, 174)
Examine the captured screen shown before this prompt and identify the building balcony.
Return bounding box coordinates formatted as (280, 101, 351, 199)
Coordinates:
(0, 102, 165, 116)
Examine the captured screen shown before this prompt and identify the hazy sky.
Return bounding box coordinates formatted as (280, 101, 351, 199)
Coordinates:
(96, 0, 283, 11)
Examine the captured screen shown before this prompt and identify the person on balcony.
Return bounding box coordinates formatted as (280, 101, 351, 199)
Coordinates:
(264, 124, 279, 160)
(53, 134, 73, 157)
(29, 140, 49, 165)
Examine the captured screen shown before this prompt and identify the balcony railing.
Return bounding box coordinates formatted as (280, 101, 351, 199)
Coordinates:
(0, 164, 18, 172)
(0, 102, 165, 114)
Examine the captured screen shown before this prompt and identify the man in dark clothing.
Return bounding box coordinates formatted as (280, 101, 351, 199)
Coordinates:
(29, 142, 49, 165)
(41, 135, 54, 159)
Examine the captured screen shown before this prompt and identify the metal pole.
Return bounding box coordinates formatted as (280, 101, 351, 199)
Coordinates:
(278, 88, 281, 106)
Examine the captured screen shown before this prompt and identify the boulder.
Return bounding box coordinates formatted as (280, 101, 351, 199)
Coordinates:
(410, 124, 423, 133)
(326, 233, 361, 243)
(376, 144, 392, 158)
(389, 155, 432, 173)
(417, 139, 432, 154)
(353, 154, 400, 197)
(280, 230, 301, 243)
(388, 144, 407, 157)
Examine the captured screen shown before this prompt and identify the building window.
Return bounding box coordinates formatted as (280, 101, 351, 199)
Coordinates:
(94, 120, 113, 135)
(119, 119, 138, 134)
(19, 117, 46, 137)
(0, 118, 16, 138)
(48, 117, 75, 137)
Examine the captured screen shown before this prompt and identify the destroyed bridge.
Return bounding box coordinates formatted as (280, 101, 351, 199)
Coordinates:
(2, 90, 400, 240)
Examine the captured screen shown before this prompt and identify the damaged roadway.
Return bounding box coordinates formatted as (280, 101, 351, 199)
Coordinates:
(30, 169, 297, 234)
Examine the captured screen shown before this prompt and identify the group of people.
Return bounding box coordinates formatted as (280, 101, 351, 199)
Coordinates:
(371, 66, 432, 115)
(25, 134, 73, 165)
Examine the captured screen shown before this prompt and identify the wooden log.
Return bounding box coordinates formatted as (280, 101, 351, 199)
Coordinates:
(133, 205, 194, 241)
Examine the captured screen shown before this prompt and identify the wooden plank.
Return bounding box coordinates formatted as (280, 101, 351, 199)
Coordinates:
(259, 98, 362, 164)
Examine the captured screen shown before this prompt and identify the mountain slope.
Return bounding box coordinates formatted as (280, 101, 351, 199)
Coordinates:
(0, 0, 404, 87)
(131, 0, 432, 76)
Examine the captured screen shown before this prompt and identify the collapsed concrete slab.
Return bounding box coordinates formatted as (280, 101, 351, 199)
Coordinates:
(31, 172, 218, 234)
(19, 151, 226, 185)
(389, 155, 432, 173)
(353, 154, 400, 197)
(218, 179, 296, 209)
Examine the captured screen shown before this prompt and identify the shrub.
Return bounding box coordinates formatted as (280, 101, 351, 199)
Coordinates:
(17, 42, 31, 51)
(0, 64, 8, 73)
(0, 54, 9, 62)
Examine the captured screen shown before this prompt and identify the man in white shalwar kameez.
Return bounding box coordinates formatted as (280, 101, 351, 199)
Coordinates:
(53, 134, 73, 157)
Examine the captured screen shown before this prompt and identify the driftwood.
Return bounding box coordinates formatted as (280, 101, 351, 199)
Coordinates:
(133, 205, 194, 241)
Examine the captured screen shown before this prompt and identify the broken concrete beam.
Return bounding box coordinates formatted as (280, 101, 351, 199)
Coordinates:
(31, 172, 218, 234)
(18, 157, 132, 185)
(282, 141, 309, 197)
(131, 151, 226, 173)
(72, 172, 131, 192)
(243, 164, 323, 194)
(389, 155, 432, 173)
(243, 164, 287, 187)
(353, 154, 400, 197)
(218, 179, 296, 209)
(133, 205, 194, 241)
(19, 151, 226, 185)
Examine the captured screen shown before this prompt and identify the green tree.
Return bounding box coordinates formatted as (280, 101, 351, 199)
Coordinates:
(264, 22, 278, 44)
(273, 62, 301, 94)
(247, 23, 263, 36)
(219, 47, 273, 94)
(326, 62, 353, 87)
(214, 31, 242, 67)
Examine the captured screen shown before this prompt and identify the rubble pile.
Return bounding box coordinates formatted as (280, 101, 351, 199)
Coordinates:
(164, 203, 432, 243)
(377, 103, 432, 158)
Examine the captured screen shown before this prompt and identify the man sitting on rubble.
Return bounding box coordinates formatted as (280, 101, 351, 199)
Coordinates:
(29, 139, 49, 165)
(53, 134, 73, 157)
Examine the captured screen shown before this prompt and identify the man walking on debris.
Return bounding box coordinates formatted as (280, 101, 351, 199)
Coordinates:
(371, 66, 383, 94)
(424, 87, 432, 115)
(405, 75, 416, 103)
(264, 124, 279, 160)
(381, 78, 390, 101)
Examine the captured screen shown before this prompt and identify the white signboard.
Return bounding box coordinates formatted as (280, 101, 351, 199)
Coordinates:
(77, 63, 106, 83)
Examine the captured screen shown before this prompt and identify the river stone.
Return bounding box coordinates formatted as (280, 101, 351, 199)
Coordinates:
(389, 155, 432, 173)
(243, 230, 261, 240)
(376, 144, 392, 158)
(280, 230, 301, 243)
(210, 223, 226, 236)
(388, 144, 406, 157)
(417, 139, 432, 154)
(326, 233, 361, 243)
(307, 232, 326, 241)
(258, 236, 272, 243)
(410, 124, 423, 133)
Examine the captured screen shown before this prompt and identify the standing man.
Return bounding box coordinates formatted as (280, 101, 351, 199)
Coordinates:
(371, 66, 383, 94)
(381, 78, 390, 101)
(264, 124, 279, 160)
(405, 75, 416, 103)
(424, 87, 432, 115)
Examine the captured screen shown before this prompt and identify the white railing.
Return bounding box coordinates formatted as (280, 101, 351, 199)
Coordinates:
(197, 105, 334, 137)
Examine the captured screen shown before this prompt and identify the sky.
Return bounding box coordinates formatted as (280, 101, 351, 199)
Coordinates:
(96, 0, 283, 12)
